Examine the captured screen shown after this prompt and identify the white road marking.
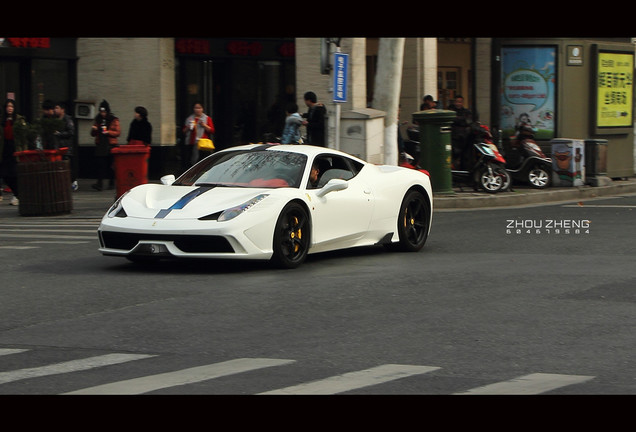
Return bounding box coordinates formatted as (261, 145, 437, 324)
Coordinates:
(0, 246, 39, 249)
(27, 241, 90, 244)
(0, 348, 29, 356)
(0, 233, 94, 240)
(454, 373, 594, 395)
(0, 228, 95, 233)
(562, 204, 636, 208)
(259, 364, 440, 395)
(63, 358, 296, 395)
(0, 353, 156, 385)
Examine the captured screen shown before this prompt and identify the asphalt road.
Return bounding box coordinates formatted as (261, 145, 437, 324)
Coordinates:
(0, 193, 634, 396)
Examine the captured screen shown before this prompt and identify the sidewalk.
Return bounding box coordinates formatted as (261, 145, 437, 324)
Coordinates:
(1, 177, 636, 220)
(434, 176, 636, 209)
(0, 179, 117, 220)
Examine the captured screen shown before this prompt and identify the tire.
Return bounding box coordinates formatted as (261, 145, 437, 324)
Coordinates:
(476, 163, 503, 193)
(395, 189, 430, 252)
(528, 164, 551, 189)
(271, 201, 310, 269)
(495, 166, 512, 191)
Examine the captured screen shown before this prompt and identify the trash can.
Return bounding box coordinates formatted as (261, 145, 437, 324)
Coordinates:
(550, 138, 585, 186)
(584, 139, 610, 186)
(111, 144, 151, 199)
(15, 148, 72, 216)
(412, 109, 456, 194)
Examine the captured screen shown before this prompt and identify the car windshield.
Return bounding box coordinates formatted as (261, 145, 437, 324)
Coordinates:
(174, 149, 308, 188)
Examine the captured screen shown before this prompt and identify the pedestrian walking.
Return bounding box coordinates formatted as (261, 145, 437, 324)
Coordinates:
(40, 99, 59, 150)
(420, 95, 437, 110)
(281, 102, 303, 144)
(182, 101, 214, 171)
(90, 100, 120, 191)
(0, 99, 26, 206)
(449, 95, 473, 169)
(126, 106, 152, 145)
(302, 91, 326, 146)
(54, 102, 77, 191)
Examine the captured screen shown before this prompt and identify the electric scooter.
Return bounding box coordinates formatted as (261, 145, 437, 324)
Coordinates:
(505, 123, 552, 189)
(451, 123, 510, 193)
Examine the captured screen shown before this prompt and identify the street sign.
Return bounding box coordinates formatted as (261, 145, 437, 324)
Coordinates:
(333, 52, 348, 103)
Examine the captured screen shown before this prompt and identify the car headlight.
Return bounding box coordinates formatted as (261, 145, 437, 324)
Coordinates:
(217, 194, 269, 222)
(107, 191, 129, 218)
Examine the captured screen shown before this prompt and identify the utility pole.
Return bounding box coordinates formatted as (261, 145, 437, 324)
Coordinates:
(372, 38, 405, 165)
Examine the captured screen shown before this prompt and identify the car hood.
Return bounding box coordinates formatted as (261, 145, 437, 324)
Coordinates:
(119, 183, 274, 219)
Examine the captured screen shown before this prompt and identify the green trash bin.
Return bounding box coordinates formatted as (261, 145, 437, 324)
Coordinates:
(412, 109, 456, 194)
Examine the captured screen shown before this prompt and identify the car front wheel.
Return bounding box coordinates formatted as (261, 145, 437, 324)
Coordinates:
(271, 202, 310, 269)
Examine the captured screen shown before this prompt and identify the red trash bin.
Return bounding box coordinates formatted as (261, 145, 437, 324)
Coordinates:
(111, 144, 151, 199)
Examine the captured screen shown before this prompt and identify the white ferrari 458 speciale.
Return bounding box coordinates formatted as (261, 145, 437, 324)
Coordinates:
(98, 144, 433, 268)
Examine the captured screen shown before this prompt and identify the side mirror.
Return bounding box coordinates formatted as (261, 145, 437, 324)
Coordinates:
(316, 178, 348, 197)
(160, 174, 176, 185)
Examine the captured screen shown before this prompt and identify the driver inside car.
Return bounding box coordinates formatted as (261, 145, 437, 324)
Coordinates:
(308, 162, 320, 189)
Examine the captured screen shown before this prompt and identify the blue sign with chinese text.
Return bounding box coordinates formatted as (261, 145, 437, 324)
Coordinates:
(333, 52, 348, 103)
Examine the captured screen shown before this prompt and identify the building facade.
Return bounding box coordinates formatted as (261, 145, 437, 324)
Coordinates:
(1, 37, 633, 181)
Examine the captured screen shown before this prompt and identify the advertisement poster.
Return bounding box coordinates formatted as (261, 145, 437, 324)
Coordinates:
(596, 51, 633, 128)
(500, 46, 556, 139)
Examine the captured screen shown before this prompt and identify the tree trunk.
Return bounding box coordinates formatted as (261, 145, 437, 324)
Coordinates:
(372, 38, 405, 166)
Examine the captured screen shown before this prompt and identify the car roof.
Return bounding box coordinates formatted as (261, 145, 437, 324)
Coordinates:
(219, 143, 367, 164)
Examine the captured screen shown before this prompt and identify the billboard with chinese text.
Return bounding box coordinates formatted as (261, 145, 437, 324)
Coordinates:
(595, 50, 633, 128)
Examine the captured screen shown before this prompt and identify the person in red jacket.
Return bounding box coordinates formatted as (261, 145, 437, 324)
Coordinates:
(182, 101, 215, 171)
(90, 100, 120, 191)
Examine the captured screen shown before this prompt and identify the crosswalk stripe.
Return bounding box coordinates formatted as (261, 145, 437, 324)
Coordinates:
(454, 373, 594, 395)
(0, 353, 156, 385)
(258, 364, 440, 395)
(63, 358, 296, 395)
(0, 348, 29, 356)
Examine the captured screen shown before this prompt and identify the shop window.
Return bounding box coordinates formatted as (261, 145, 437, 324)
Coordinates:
(31, 59, 70, 119)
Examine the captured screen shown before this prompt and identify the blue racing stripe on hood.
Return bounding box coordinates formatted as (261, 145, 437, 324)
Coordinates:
(155, 186, 213, 218)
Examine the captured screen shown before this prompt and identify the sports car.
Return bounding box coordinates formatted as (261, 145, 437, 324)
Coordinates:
(97, 144, 433, 268)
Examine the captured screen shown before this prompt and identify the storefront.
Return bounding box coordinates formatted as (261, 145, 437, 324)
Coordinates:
(0, 38, 76, 122)
(174, 38, 296, 150)
(492, 38, 634, 178)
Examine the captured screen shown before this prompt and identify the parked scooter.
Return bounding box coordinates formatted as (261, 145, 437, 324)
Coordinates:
(505, 123, 552, 189)
(451, 123, 510, 193)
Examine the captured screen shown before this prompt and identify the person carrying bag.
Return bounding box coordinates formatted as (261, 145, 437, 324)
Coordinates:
(183, 102, 215, 167)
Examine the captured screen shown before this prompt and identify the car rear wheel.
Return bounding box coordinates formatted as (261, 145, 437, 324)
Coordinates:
(271, 202, 310, 269)
(396, 189, 430, 252)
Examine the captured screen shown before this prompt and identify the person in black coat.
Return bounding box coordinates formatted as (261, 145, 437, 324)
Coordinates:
(302, 91, 326, 146)
(126, 106, 152, 145)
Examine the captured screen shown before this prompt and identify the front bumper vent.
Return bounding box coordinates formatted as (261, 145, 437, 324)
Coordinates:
(99, 231, 234, 253)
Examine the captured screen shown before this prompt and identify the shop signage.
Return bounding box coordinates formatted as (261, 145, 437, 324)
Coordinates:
(595, 50, 633, 128)
(175, 38, 294, 59)
(0, 38, 51, 48)
(175, 39, 211, 55)
(567, 45, 583, 66)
